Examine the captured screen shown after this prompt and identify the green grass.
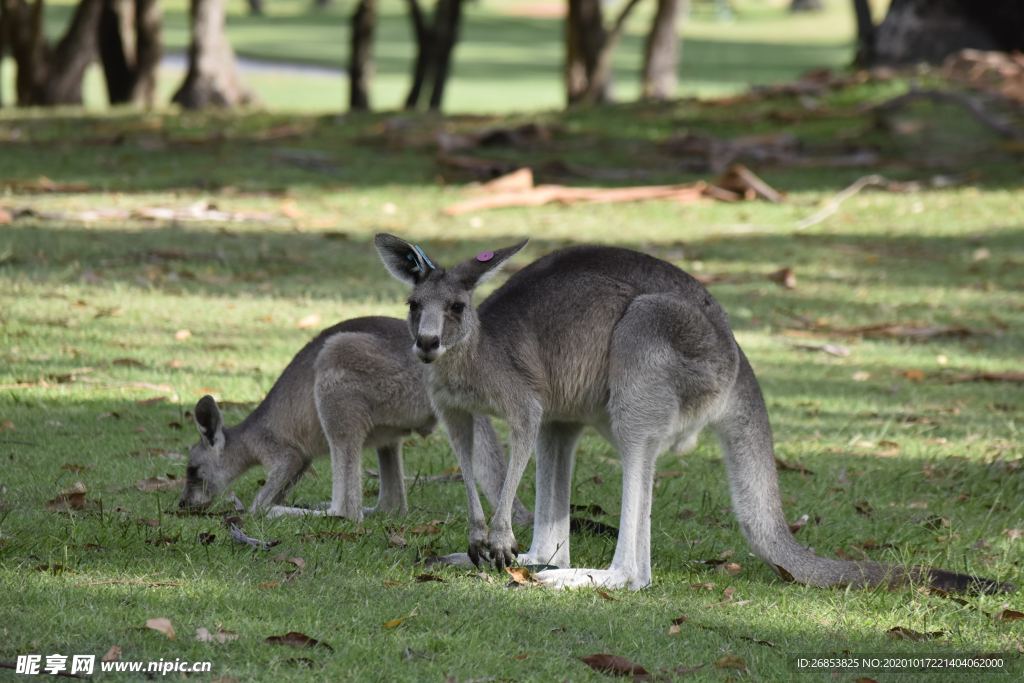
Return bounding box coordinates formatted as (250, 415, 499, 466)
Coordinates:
(1, 76, 1024, 680)
(1, 0, 868, 112)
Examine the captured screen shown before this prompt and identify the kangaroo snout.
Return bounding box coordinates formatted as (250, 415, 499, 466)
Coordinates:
(415, 335, 441, 362)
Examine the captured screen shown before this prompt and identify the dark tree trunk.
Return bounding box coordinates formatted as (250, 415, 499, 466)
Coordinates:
(641, 0, 686, 101)
(246, 0, 261, 15)
(427, 0, 461, 110)
(172, 0, 255, 108)
(872, 0, 1024, 66)
(348, 0, 377, 110)
(851, 0, 875, 67)
(403, 0, 429, 109)
(403, 0, 463, 112)
(567, 0, 645, 106)
(98, 0, 161, 106)
(566, 0, 605, 104)
(789, 0, 822, 12)
(2, 0, 103, 105)
(0, 2, 7, 107)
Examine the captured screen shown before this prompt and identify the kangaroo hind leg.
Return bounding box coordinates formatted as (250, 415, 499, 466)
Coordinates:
(367, 440, 407, 517)
(519, 422, 583, 569)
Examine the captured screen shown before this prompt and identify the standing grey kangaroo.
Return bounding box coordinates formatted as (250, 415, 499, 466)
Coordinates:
(375, 235, 1013, 593)
(179, 316, 532, 526)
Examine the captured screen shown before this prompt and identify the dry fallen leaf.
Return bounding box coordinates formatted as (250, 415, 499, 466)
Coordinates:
(904, 369, 925, 381)
(174, 329, 191, 340)
(1004, 529, 1023, 541)
(581, 653, 650, 677)
(514, 653, 530, 661)
(505, 566, 537, 585)
(60, 481, 88, 495)
(389, 534, 407, 547)
(468, 572, 493, 583)
(995, 609, 1024, 623)
(887, 626, 944, 641)
(415, 573, 447, 584)
(383, 579, 404, 588)
(713, 655, 746, 669)
(101, 646, 122, 663)
(718, 562, 741, 576)
(296, 314, 321, 329)
(409, 524, 441, 536)
(767, 267, 796, 289)
(258, 581, 281, 589)
(852, 371, 871, 382)
(590, 575, 618, 601)
(146, 617, 175, 640)
(263, 631, 332, 651)
(382, 610, 416, 629)
(45, 492, 93, 512)
(136, 476, 183, 493)
(668, 624, 681, 635)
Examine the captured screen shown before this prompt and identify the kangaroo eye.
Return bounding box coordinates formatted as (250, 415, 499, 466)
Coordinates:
(408, 301, 420, 313)
(450, 303, 465, 314)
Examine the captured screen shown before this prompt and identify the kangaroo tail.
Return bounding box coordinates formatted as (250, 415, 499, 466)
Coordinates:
(711, 350, 1014, 595)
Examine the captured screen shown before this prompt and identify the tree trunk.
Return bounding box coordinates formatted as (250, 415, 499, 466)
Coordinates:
(578, 0, 644, 105)
(172, 0, 255, 108)
(348, 0, 377, 110)
(2, 0, 103, 105)
(0, 2, 7, 107)
(426, 0, 461, 110)
(403, 0, 463, 112)
(565, 0, 606, 104)
(789, 0, 822, 12)
(403, 0, 430, 109)
(566, 0, 645, 106)
(641, 0, 686, 100)
(873, 0, 1009, 66)
(99, 0, 161, 106)
(851, 0, 875, 67)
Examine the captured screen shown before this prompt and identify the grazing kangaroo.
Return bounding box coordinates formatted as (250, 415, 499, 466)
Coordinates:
(178, 316, 532, 526)
(375, 235, 1013, 594)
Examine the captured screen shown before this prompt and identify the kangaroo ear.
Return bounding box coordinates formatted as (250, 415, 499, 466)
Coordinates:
(375, 233, 437, 286)
(453, 240, 529, 291)
(194, 395, 224, 448)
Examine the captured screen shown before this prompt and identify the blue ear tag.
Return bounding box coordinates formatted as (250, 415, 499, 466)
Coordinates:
(406, 252, 424, 275)
(414, 245, 436, 270)
(407, 245, 436, 275)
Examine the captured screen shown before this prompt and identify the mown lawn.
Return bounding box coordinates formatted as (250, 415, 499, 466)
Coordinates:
(1, 72, 1023, 680)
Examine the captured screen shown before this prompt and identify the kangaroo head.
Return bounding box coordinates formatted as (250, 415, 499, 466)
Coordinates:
(375, 234, 527, 363)
(179, 395, 229, 508)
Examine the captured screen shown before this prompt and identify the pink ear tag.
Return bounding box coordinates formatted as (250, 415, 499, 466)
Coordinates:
(476, 251, 494, 262)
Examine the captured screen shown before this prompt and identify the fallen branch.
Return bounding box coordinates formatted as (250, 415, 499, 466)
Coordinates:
(797, 174, 885, 229)
(940, 372, 1024, 384)
(229, 524, 279, 551)
(444, 182, 708, 215)
(782, 323, 978, 340)
(74, 580, 183, 587)
(875, 88, 1024, 140)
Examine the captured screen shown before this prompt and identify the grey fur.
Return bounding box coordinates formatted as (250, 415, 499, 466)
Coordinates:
(179, 316, 532, 525)
(375, 236, 1013, 594)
